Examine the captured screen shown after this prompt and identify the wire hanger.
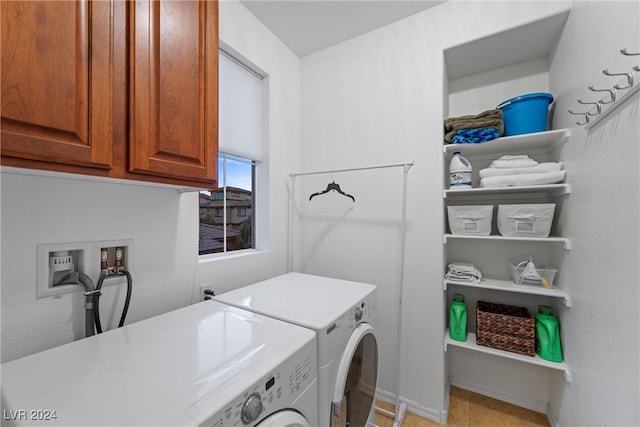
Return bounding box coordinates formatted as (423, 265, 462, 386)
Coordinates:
(309, 173, 355, 202)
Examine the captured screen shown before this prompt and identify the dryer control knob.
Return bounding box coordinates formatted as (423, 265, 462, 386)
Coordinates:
(354, 307, 363, 322)
(241, 393, 263, 424)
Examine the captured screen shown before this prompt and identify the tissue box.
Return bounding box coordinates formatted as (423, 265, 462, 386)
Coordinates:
(497, 204, 555, 237)
(447, 205, 493, 236)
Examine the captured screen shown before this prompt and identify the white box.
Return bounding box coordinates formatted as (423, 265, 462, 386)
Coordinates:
(497, 204, 556, 237)
(447, 205, 493, 236)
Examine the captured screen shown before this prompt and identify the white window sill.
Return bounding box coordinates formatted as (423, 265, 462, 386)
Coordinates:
(198, 248, 268, 264)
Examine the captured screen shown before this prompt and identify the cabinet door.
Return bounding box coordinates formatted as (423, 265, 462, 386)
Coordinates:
(130, 0, 218, 184)
(1, 1, 113, 170)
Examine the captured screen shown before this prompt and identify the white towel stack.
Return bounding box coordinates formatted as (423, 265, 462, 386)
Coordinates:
(479, 155, 565, 188)
(446, 262, 483, 283)
(489, 155, 539, 169)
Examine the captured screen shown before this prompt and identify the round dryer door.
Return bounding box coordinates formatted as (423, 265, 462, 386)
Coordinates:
(257, 410, 309, 427)
(331, 323, 378, 427)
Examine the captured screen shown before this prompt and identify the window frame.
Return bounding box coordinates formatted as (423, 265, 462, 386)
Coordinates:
(198, 46, 266, 259)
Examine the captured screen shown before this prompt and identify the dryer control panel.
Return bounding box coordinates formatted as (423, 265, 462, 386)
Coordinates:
(181, 338, 317, 426)
(347, 293, 376, 333)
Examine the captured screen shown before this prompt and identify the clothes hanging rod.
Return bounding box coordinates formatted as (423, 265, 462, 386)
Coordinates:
(289, 161, 414, 178)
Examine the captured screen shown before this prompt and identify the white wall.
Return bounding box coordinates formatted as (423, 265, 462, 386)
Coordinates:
(299, 9, 447, 420)
(548, 1, 639, 425)
(448, 58, 550, 118)
(0, 0, 300, 363)
(194, 0, 301, 293)
(299, 0, 574, 421)
(0, 174, 197, 361)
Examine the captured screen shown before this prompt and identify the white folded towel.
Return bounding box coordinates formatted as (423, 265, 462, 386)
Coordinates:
(480, 170, 566, 188)
(490, 155, 538, 169)
(446, 262, 483, 283)
(479, 162, 564, 179)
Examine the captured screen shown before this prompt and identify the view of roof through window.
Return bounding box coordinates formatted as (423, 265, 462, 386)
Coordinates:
(199, 154, 254, 254)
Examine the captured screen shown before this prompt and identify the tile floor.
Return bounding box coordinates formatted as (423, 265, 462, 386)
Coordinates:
(374, 386, 550, 427)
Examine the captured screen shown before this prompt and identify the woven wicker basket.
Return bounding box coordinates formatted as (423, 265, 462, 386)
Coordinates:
(476, 301, 535, 356)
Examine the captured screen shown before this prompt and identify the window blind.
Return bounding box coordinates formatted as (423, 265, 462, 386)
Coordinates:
(219, 51, 263, 161)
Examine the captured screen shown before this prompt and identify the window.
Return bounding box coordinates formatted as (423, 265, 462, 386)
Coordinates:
(199, 50, 263, 255)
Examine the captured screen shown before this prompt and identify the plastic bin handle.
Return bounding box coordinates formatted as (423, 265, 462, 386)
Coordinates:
(496, 99, 512, 109)
(456, 214, 486, 220)
(508, 214, 537, 220)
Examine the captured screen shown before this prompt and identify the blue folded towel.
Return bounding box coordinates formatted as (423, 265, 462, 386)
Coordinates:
(451, 128, 500, 144)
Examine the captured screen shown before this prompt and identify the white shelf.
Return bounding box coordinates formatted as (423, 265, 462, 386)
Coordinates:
(443, 10, 571, 81)
(444, 277, 571, 307)
(443, 128, 570, 157)
(444, 183, 570, 199)
(444, 330, 571, 382)
(444, 234, 571, 250)
(442, 87, 573, 384)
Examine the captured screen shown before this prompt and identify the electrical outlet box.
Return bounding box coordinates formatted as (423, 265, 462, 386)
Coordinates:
(200, 284, 215, 301)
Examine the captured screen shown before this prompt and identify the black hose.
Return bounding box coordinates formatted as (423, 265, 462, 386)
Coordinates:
(118, 269, 133, 328)
(84, 307, 95, 337)
(59, 272, 99, 338)
(77, 272, 98, 337)
(59, 268, 131, 336)
(93, 296, 102, 334)
(93, 271, 107, 334)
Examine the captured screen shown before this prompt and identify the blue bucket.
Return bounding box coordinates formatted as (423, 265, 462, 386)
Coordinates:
(497, 93, 554, 136)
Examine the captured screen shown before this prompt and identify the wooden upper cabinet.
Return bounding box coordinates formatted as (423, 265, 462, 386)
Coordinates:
(129, 0, 218, 184)
(1, 1, 113, 170)
(2, 0, 219, 188)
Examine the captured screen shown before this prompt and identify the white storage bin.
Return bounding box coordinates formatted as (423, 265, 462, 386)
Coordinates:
(447, 205, 493, 236)
(497, 204, 556, 237)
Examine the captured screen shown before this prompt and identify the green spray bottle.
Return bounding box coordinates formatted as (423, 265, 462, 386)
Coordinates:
(449, 294, 467, 342)
(536, 305, 563, 362)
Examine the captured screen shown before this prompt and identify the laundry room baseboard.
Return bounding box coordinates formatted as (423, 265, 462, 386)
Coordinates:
(449, 376, 550, 415)
(547, 411, 560, 427)
(375, 389, 447, 423)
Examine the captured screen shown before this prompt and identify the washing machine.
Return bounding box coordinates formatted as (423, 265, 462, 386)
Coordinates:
(213, 272, 378, 427)
(1, 301, 317, 427)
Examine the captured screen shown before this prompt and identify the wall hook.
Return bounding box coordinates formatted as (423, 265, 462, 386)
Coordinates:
(620, 48, 640, 56)
(568, 109, 590, 125)
(577, 99, 602, 115)
(602, 69, 634, 89)
(588, 86, 616, 104)
(620, 49, 640, 71)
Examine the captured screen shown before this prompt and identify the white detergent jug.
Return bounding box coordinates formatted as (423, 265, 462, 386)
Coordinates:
(449, 152, 472, 189)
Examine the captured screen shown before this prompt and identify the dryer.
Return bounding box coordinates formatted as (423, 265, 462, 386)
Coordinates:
(213, 272, 378, 427)
(1, 301, 317, 427)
